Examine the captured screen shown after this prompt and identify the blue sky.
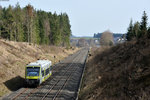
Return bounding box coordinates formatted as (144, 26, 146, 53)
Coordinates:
(0, 0, 150, 36)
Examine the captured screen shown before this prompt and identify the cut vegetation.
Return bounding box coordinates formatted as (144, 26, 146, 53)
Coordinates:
(0, 39, 79, 97)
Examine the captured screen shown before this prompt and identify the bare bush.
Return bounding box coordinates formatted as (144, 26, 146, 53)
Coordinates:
(100, 31, 114, 46)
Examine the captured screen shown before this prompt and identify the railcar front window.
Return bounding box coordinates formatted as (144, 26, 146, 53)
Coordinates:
(27, 67, 40, 76)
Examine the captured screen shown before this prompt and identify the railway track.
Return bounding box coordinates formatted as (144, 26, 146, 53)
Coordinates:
(40, 51, 82, 100)
(3, 48, 89, 100)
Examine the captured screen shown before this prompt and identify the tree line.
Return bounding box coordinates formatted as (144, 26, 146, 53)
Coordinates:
(126, 11, 150, 41)
(93, 33, 123, 39)
(0, 3, 71, 46)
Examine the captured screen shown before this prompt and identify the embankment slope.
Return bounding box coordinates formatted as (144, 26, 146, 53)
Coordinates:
(79, 38, 150, 100)
(0, 39, 79, 97)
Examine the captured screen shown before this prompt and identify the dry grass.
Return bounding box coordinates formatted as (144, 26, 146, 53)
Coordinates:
(0, 39, 79, 97)
(79, 38, 150, 100)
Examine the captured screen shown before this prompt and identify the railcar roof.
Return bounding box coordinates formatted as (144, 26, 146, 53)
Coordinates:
(27, 60, 52, 67)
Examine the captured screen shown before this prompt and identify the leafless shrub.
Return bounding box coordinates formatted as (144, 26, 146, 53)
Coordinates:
(100, 31, 114, 46)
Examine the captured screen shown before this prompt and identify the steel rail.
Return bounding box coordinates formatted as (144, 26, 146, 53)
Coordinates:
(52, 63, 80, 100)
(11, 51, 81, 100)
(52, 49, 87, 100)
(22, 50, 82, 100)
(40, 51, 82, 100)
(11, 88, 28, 100)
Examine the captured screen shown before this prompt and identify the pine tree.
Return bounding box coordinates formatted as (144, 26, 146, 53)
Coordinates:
(59, 14, 64, 45)
(0, 6, 2, 38)
(43, 18, 50, 45)
(37, 11, 44, 44)
(0, 4, 72, 46)
(3, 5, 15, 41)
(50, 12, 61, 45)
(148, 27, 150, 38)
(31, 13, 39, 45)
(62, 13, 71, 47)
(33, 12, 40, 44)
(37, 11, 50, 44)
(140, 11, 148, 37)
(14, 3, 24, 42)
(126, 19, 133, 41)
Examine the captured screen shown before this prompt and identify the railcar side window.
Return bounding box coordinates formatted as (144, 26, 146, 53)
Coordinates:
(50, 66, 52, 71)
(42, 70, 44, 77)
(46, 68, 49, 75)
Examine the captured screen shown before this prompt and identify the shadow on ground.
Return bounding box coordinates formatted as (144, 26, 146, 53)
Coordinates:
(3, 76, 25, 91)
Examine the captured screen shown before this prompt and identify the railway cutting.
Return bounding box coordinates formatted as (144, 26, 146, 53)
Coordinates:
(2, 48, 89, 100)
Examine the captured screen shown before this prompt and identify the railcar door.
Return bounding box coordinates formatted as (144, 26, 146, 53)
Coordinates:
(49, 65, 52, 75)
(41, 68, 45, 82)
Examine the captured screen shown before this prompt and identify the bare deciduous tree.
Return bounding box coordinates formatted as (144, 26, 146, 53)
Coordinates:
(100, 30, 114, 46)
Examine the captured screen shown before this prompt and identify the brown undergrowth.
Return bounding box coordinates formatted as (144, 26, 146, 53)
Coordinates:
(79, 38, 150, 100)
